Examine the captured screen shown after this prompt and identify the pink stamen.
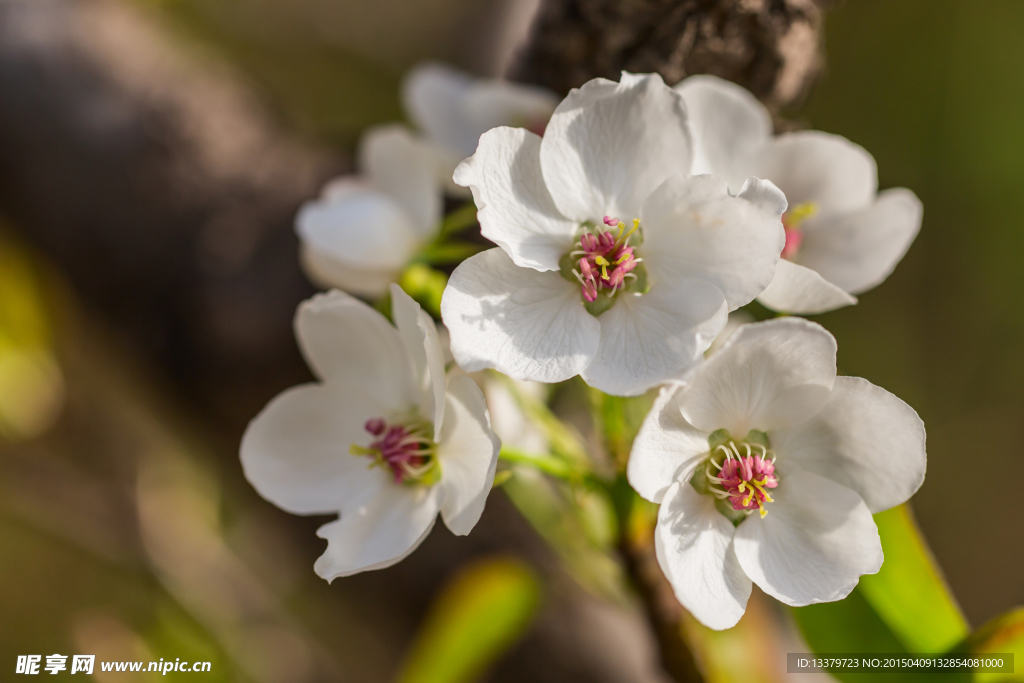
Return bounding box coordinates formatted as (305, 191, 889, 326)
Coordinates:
(575, 220, 640, 302)
(358, 419, 434, 483)
(717, 453, 778, 512)
(782, 227, 803, 260)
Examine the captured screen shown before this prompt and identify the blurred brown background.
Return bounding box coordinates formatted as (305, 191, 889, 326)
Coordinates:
(0, 0, 1021, 680)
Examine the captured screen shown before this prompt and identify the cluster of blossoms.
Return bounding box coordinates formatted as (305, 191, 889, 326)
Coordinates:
(241, 67, 926, 629)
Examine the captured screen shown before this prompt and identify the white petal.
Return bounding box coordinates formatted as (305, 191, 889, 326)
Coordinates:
(295, 186, 422, 293)
(438, 373, 501, 535)
(359, 125, 442, 236)
(540, 73, 692, 221)
(462, 80, 559, 137)
(314, 482, 442, 580)
(390, 284, 447, 433)
(756, 259, 858, 315)
(441, 248, 601, 383)
(240, 383, 388, 515)
(750, 131, 877, 216)
(295, 290, 416, 409)
(705, 310, 755, 358)
(453, 127, 577, 271)
(298, 243, 398, 298)
(401, 62, 478, 157)
(581, 279, 727, 396)
(641, 175, 786, 309)
(678, 317, 837, 436)
(772, 376, 926, 513)
(733, 471, 883, 606)
(798, 188, 923, 295)
(628, 385, 711, 504)
(674, 75, 772, 192)
(655, 482, 751, 630)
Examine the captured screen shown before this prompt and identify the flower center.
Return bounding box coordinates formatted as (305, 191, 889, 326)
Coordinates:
(350, 417, 439, 485)
(694, 430, 779, 520)
(781, 202, 818, 260)
(559, 216, 649, 316)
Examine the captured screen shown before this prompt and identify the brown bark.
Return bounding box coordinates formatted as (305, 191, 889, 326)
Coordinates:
(511, 0, 836, 111)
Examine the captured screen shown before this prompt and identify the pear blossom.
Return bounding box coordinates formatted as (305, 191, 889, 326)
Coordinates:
(676, 75, 923, 314)
(402, 63, 559, 194)
(628, 317, 926, 629)
(442, 72, 787, 396)
(240, 285, 500, 580)
(296, 125, 442, 297)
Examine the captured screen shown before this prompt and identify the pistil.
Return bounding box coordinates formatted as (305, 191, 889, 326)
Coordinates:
(781, 202, 818, 260)
(350, 417, 438, 485)
(705, 440, 779, 518)
(572, 216, 641, 302)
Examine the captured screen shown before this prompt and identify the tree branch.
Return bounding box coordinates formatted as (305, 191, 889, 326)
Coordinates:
(618, 532, 703, 682)
(511, 0, 837, 111)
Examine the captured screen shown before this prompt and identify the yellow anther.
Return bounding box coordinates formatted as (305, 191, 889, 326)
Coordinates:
(758, 500, 767, 518)
(784, 202, 819, 229)
(594, 255, 609, 266)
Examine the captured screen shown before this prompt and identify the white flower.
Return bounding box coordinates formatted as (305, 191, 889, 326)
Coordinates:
(296, 125, 442, 297)
(402, 63, 559, 194)
(628, 317, 926, 629)
(442, 72, 787, 397)
(240, 285, 500, 580)
(676, 75, 923, 315)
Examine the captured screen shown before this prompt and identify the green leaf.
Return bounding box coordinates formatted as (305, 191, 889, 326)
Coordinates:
(859, 504, 969, 652)
(951, 607, 1024, 683)
(792, 587, 913, 683)
(793, 586, 908, 654)
(396, 557, 541, 683)
(0, 233, 65, 440)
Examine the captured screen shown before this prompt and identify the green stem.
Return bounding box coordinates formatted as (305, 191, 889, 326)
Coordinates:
(499, 447, 593, 484)
(492, 372, 589, 464)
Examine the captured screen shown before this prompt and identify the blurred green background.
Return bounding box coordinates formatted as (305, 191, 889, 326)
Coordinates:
(0, 0, 1022, 681)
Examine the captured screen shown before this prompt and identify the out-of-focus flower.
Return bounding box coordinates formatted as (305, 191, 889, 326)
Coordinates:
(402, 63, 559, 194)
(628, 318, 926, 629)
(442, 73, 785, 396)
(480, 375, 548, 454)
(241, 285, 500, 580)
(296, 125, 442, 297)
(676, 75, 923, 315)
